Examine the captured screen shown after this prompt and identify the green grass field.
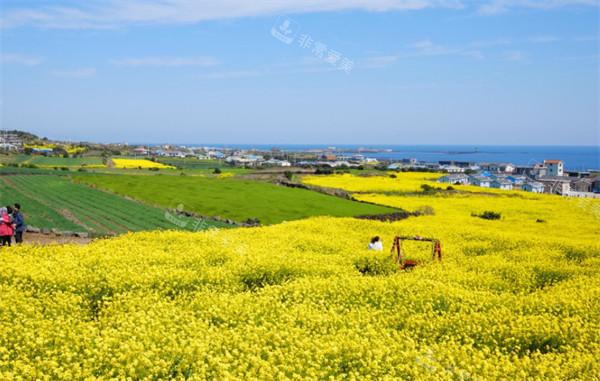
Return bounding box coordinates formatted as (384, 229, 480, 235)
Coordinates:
(0, 154, 31, 165)
(156, 158, 251, 173)
(28, 156, 104, 167)
(1, 175, 230, 236)
(73, 175, 398, 225)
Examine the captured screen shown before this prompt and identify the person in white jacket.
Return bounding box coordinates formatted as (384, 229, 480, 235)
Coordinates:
(367, 236, 383, 251)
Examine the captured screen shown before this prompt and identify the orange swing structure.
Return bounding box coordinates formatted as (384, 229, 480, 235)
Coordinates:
(390, 235, 442, 269)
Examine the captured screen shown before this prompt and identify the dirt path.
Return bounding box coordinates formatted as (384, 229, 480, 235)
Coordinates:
(10, 232, 93, 246)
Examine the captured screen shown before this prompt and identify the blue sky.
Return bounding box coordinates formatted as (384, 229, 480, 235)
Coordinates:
(1, 0, 598, 145)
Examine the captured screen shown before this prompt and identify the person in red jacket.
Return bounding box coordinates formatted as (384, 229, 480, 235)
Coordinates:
(0, 207, 15, 247)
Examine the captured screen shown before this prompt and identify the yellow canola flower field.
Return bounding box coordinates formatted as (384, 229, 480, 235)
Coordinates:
(303, 172, 543, 198)
(1, 191, 599, 381)
(303, 172, 443, 193)
(111, 158, 176, 169)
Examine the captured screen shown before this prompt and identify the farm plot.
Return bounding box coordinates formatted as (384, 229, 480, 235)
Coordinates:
(0, 178, 82, 231)
(2, 175, 229, 236)
(27, 156, 105, 167)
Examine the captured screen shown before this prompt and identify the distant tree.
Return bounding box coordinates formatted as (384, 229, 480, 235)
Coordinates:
(315, 167, 334, 175)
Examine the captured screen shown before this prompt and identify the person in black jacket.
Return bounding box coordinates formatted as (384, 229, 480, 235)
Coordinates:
(13, 203, 25, 244)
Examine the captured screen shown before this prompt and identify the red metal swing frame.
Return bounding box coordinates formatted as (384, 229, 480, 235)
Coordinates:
(390, 235, 442, 269)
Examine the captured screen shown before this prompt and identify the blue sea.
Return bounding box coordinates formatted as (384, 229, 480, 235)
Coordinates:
(218, 145, 599, 171)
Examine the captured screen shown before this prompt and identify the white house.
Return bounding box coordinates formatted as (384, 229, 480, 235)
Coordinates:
(469, 175, 491, 188)
(490, 179, 513, 190)
(522, 181, 544, 193)
(441, 165, 464, 173)
(263, 159, 291, 167)
(333, 161, 350, 167)
(0, 143, 18, 151)
(438, 174, 469, 185)
(502, 163, 516, 173)
(544, 160, 564, 176)
(161, 150, 185, 158)
(479, 162, 515, 173)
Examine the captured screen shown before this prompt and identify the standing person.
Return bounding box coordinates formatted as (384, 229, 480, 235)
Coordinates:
(367, 236, 383, 251)
(0, 207, 14, 247)
(13, 203, 24, 244)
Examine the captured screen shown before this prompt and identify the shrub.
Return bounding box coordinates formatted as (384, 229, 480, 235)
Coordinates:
(284, 171, 293, 181)
(315, 167, 334, 175)
(213, 168, 222, 174)
(471, 211, 501, 220)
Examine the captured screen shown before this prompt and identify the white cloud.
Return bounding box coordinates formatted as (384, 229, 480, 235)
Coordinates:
(1, 53, 44, 66)
(49, 68, 96, 78)
(198, 65, 336, 79)
(1, 0, 462, 29)
(504, 50, 524, 61)
(528, 36, 560, 43)
(478, 0, 598, 16)
(359, 55, 398, 68)
(409, 40, 460, 56)
(110, 56, 221, 67)
(468, 38, 512, 48)
(407, 40, 483, 59)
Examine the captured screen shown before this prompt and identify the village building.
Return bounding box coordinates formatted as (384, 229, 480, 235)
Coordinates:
(522, 181, 544, 193)
(515, 165, 547, 179)
(469, 175, 491, 188)
(439, 160, 474, 168)
(440, 165, 464, 173)
(438, 174, 469, 185)
(537, 176, 572, 195)
(506, 175, 528, 185)
(572, 178, 594, 193)
(478, 162, 515, 173)
(543, 159, 564, 176)
(489, 173, 509, 180)
(161, 150, 185, 158)
(490, 179, 513, 190)
(262, 159, 291, 167)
